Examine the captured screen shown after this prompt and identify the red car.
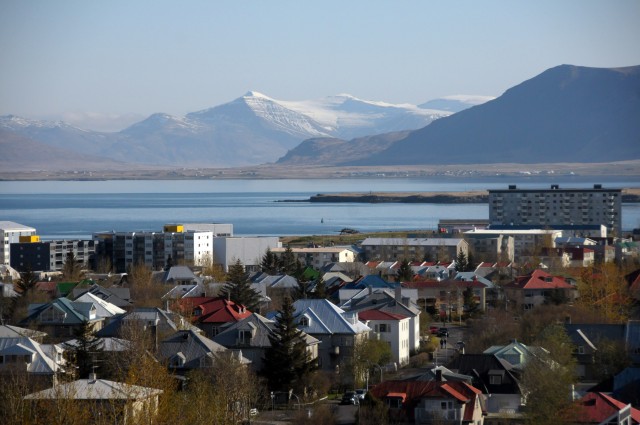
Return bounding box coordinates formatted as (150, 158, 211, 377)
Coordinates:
(429, 326, 438, 334)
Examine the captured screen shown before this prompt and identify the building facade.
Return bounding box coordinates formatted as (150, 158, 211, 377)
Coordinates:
(1, 221, 37, 266)
(271, 246, 355, 269)
(361, 238, 468, 262)
(488, 184, 622, 236)
(10, 239, 98, 272)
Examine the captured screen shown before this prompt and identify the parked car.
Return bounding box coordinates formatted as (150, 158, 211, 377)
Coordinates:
(341, 391, 359, 405)
(355, 389, 367, 400)
(437, 327, 449, 337)
(429, 326, 439, 334)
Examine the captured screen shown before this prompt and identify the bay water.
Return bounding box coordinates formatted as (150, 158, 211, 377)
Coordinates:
(1, 178, 639, 239)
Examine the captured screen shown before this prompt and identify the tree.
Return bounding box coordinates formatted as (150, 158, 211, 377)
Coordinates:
(521, 324, 576, 425)
(15, 267, 38, 294)
(62, 250, 83, 281)
(396, 259, 413, 282)
(349, 338, 392, 388)
(261, 248, 279, 274)
(64, 320, 103, 379)
(221, 259, 261, 311)
(263, 297, 315, 392)
(462, 285, 477, 313)
(293, 277, 313, 301)
(576, 263, 632, 322)
(312, 275, 327, 299)
(455, 251, 468, 272)
(279, 246, 297, 275)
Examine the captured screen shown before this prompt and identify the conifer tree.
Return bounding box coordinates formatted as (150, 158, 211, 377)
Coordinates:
(15, 267, 38, 294)
(263, 297, 315, 391)
(261, 248, 278, 274)
(455, 251, 468, 272)
(279, 246, 297, 275)
(221, 259, 261, 311)
(313, 275, 327, 299)
(65, 320, 103, 378)
(396, 258, 413, 282)
(62, 250, 83, 281)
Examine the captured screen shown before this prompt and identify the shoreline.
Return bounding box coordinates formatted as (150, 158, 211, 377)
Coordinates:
(304, 189, 640, 204)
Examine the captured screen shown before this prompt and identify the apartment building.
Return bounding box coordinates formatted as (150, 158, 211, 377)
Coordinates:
(1, 221, 37, 266)
(270, 246, 355, 269)
(361, 237, 468, 262)
(10, 239, 97, 272)
(488, 184, 622, 236)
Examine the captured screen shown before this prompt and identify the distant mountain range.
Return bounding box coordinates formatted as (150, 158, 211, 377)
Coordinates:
(1, 93, 483, 171)
(3, 64, 638, 172)
(279, 65, 640, 166)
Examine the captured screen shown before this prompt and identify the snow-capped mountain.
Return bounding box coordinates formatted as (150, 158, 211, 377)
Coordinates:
(0, 91, 488, 168)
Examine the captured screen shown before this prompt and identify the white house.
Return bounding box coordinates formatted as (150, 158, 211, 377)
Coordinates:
(358, 309, 411, 366)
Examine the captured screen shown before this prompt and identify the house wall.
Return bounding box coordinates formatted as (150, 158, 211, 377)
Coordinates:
(370, 317, 411, 366)
(486, 393, 523, 415)
(1, 222, 37, 266)
(213, 237, 281, 272)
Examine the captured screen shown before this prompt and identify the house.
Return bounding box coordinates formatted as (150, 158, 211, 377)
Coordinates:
(340, 286, 421, 358)
(291, 299, 370, 373)
(563, 392, 640, 424)
(564, 327, 599, 380)
(24, 374, 163, 425)
(152, 265, 202, 285)
(173, 297, 252, 338)
(71, 283, 132, 309)
(358, 310, 411, 366)
(212, 313, 319, 372)
(0, 336, 64, 383)
(368, 379, 485, 424)
(97, 307, 196, 347)
(158, 329, 250, 373)
(22, 297, 106, 341)
(0, 324, 47, 342)
(446, 353, 524, 416)
(74, 292, 126, 323)
(403, 279, 487, 319)
(564, 321, 640, 367)
(502, 269, 577, 310)
(483, 340, 545, 372)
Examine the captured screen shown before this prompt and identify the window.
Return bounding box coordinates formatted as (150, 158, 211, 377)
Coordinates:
(578, 346, 585, 354)
(441, 401, 453, 409)
(299, 316, 309, 327)
(490, 374, 502, 385)
(238, 330, 252, 344)
(377, 324, 389, 333)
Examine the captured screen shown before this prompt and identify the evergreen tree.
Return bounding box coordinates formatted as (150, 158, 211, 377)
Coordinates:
(466, 251, 476, 272)
(313, 275, 327, 299)
(396, 258, 413, 282)
(65, 320, 103, 378)
(463, 285, 478, 313)
(15, 267, 38, 294)
(262, 297, 315, 391)
(455, 251, 468, 272)
(221, 259, 261, 311)
(261, 248, 278, 274)
(293, 277, 313, 301)
(62, 250, 83, 281)
(279, 246, 297, 275)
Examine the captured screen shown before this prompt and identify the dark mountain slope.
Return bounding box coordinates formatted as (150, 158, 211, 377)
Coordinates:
(352, 65, 640, 166)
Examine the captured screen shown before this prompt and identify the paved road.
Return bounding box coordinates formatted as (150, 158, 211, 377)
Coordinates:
(432, 325, 466, 367)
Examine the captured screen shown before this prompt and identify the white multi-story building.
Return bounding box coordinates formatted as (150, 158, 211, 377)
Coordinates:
(271, 246, 355, 269)
(1, 221, 37, 266)
(212, 237, 282, 272)
(488, 184, 622, 236)
(465, 228, 562, 258)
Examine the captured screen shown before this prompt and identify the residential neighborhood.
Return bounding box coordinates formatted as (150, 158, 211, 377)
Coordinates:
(1, 184, 640, 425)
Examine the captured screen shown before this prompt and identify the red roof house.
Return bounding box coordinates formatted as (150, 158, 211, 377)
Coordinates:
(174, 297, 252, 338)
(369, 379, 485, 424)
(564, 392, 640, 424)
(503, 269, 576, 310)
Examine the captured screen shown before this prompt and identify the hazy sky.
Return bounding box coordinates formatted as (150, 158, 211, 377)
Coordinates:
(1, 0, 639, 131)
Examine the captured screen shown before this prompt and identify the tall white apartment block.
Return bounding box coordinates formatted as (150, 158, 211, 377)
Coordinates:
(488, 184, 622, 236)
(1, 221, 37, 266)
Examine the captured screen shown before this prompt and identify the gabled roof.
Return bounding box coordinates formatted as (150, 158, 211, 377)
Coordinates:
(25, 378, 162, 400)
(340, 288, 420, 317)
(213, 313, 319, 348)
(446, 353, 522, 395)
(97, 307, 194, 338)
(72, 284, 131, 308)
(0, 324, 47, 339)
(24, 297, 101, 325)
(292, 299, 370, 335)
(0, 337, 60, 374)
(153, 266, 202, 285)
(346, 274, 397, 290)
(158, 329, 250, 368)
(504, 269, 574, 290)
(569, 392, 640, 423)
(176, 297, 252, 324)
(74, 292, 125, 317)
(483, 340, 545, 369)
(63, 336, 131, 352)
(358, 309, 408, 321)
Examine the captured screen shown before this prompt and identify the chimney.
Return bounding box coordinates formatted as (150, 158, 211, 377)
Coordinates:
(88, 372, 97, 383)
(435, 368, 443, 382)
(395, 285, 402, 304)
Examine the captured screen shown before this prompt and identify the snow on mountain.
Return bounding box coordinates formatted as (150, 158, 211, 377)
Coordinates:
(0, 115, 84, 131)
(418, 95, 495, 113)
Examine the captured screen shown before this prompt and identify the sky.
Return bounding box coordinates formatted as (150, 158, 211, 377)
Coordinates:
(1, 0, 639, 132)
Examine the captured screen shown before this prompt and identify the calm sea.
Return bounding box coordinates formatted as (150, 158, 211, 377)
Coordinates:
(1, 178, 639, 239)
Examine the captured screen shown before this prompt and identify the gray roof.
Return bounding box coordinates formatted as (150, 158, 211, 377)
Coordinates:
(97, 308, 197, 338)
(292, 299, 370, 335)
(0, 337, 60, 374)
(213, 313, 319, 349)
(72, 284, 131, 308)
(453, 272, 495, 288)
(0, 325, 47, 339)
(25, 297, 101, 325)
(63, 337, 132, 352)
(339, 288, 420, 317)
(158, 329, 250, 369)
(25, 378, 162, 400)
(0, 221, 36, 232)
